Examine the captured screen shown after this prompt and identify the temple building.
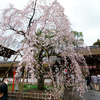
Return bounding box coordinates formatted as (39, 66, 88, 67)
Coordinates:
(0, 45, 17, 78)
(0, 45, 100, 78)
(84, 46, 100, 75)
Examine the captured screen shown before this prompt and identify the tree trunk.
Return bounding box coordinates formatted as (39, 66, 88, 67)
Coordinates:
(18, 69, 26, 100)
(37, 49, 44, 90)
(37, 74, 44, 90)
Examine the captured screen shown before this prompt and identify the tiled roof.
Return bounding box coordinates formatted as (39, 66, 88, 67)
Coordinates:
(0, 45, 17, 58)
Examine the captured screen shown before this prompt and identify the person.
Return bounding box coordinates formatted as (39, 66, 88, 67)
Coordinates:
(0, 83, 8, 100)
(97, 73, 100, 87)
(15, 78, 19, 92)
(85, 74, 93, 90)
(91, 73, 99, 91)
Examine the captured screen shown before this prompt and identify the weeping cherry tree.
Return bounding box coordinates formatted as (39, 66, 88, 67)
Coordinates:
(0, 0, 90, 99)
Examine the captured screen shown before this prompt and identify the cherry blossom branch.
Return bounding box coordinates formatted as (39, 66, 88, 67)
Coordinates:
(27, 0, 37, 31)
(9, 26, 27, 39)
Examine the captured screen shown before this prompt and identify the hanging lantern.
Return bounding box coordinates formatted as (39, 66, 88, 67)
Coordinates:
(64, 69, 67, 74)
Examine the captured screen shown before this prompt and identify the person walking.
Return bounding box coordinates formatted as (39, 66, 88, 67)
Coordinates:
(85, 74, 93, 90)
(91, 73, 99, 91)
(97, 73, 100, 88)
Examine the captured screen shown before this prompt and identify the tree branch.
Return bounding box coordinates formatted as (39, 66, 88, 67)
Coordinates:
(27, 0, 37, 31)
(9, 26, 27, 39)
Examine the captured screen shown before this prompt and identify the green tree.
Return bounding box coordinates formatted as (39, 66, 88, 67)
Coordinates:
(71, 31, 84, 47)
(93, 39, 100, 47)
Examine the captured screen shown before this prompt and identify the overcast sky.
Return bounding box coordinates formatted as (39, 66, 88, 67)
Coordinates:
(0, 0, 100, 46)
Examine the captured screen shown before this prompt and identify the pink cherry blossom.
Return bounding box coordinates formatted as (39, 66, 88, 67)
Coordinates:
(0, 0, 90, 99)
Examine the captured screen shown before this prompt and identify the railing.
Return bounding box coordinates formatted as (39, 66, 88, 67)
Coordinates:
(8, 91, 58, 100)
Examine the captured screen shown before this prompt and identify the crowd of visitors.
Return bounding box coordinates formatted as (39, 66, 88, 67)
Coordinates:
(85, 73, 100, 91)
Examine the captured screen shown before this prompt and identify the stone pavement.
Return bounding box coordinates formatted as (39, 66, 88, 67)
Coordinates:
(63, 88, 100, 100)
(83, 90, 100, 100)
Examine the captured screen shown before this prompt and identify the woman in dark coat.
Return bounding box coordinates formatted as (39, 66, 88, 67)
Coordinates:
(85, 74, 93, 90)
(0, 83, 8, 100)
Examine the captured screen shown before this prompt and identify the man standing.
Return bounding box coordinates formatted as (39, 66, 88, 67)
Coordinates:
(91, 73, 99, 91)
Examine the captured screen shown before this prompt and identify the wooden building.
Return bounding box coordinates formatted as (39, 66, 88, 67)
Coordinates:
(0, 61, 19, 78)
(0, 44, 17, 58)
(0, 45, 17, 78)
(84, 46, 100, 75)
(0, 45, 100, 78)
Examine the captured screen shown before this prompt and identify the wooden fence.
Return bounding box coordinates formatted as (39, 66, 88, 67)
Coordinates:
(8, 83, 65, 100)
(8, 91, 58, 100)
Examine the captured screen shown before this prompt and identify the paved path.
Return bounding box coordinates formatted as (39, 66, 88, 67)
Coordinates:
(82, 90, 100, 100)
(63, 88, 100, 100)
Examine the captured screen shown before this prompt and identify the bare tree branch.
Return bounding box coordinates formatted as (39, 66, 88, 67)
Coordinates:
(27, 0, 37, 31)
(9, 26, 27, 39)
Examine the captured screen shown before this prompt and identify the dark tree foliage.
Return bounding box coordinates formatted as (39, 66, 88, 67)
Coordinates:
(93, 39, 100, 47)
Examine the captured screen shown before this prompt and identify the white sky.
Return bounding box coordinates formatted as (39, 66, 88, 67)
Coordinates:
(0, 0, 100, 46)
